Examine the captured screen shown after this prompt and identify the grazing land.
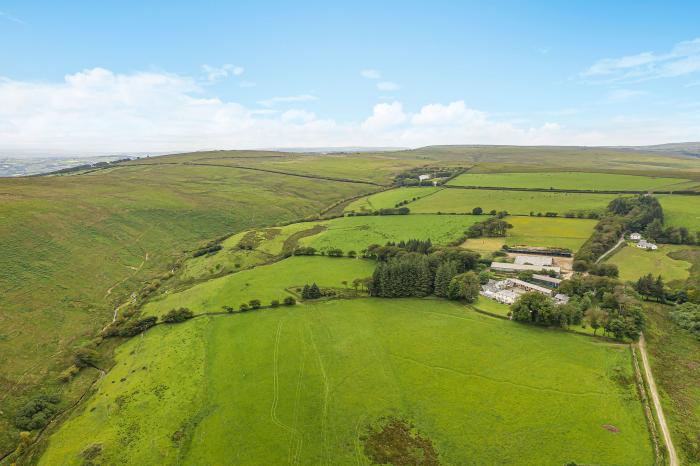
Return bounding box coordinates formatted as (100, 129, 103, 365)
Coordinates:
(607, 244, 695, 283)
(345, 186, 440, 212)
(38, 298, 653, 466)
(644, 304, 700, 465)
(300, 214, 482, 252)
(659, 195, 700, 231)
(448, 171, 695, 191)
(142, 256, 375, 319)
(408, 188, 618, 215)
(462, 216, 597, 252)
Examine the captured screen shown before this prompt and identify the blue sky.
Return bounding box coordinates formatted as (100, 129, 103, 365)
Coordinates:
(1, 1, 699, 154)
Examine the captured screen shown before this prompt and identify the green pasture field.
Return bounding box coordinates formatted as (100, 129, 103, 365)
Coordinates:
(299, 214, 483, 252)
(345, 186, 440, 212)
(471, 297, 511, 316)
(408, 188, 618, 215)
(606, 243, 695, 283)
(644, 304, 700, 465)
(0, 161, 374, 452)
(461, 216, 597, 252)
(38, 298, 653, 466)
(448, 171, 694, 191)
(142, 256, 375, 318)
(658, 195, 700, 232)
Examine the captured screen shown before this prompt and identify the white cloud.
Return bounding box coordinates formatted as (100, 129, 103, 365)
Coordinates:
(258, 94, 318, 107)
(0, 10, 25, 24)
(361, 69, 381, 79)
(202, 64, 244, 82)
(0, 67, 698, 156)
(582, 37, 700, 82)
(606, 89, 647, 102)
(362, 101, 407, 130)
(376, 81, 400, 91)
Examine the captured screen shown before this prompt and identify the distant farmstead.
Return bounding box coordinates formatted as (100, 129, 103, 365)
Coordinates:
(630, 232, 642, 241)
(636, 239, 658, 250)
(490, 261, 560, 275)
(418, 174, 431, 182)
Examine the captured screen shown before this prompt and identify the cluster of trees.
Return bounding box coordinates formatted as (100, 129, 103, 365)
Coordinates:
(102, 316, 158, 338)
(670, 302, 700, 339)
(577, 262, 619, 278)
(556, 274, 645, 339)
(223, 296, 296, 313)
(14, 394, 61, 431)
(347, 207, 410, 216)
(634, 274, 666, 302)
(466, 218, 513, 238)
(471, 207, 509, 217)
(302, 283, 322, 299)
(576, 196, 664, 268)
(369, 243, 480, 300)
(161, 307, 194, 323)
(192, 243, 222, 258)
(644, 218, 699, 245)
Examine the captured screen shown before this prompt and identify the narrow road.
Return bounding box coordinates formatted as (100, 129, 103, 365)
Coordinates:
(595, 235, 625, 264)
(638, 333, 679, 466)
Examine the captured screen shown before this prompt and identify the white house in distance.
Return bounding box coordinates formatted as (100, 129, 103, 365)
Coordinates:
(418, 174, 431, 183)
(630, 232, 642, 241)
(637, 239, 658, 250)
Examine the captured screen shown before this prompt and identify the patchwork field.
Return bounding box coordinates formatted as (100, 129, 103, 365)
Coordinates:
(606, 244, 695, 283)
(299, 214, 482, 252)
(409, 188, 618, 215)
(659, 195, 700, 232)
(38, 299, 653, 466)
(462, 216, 597, 252)
(143, 256, 375, 318)
(448, 171, 694, 191)
(345, 186, 440, 212)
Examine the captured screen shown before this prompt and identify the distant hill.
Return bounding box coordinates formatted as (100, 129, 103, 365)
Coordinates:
(620, 142, 700, 157)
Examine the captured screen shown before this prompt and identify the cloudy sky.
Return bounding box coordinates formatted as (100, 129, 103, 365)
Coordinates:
(1, 1, 699, 156)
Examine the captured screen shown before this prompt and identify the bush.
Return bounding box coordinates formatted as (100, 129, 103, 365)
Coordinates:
(249, 299, 261, 309)
(14, 394, 61, 431)
(283, 296, 297, 306)
(161, 307, 194, 323)
(270, 300, 280, 308)
(113, 316, 158, 337)
(239, 303, 250, 312)
(74, 348, 100, 368)
(58, 365, 80, 383)
(326, 248, 344, 257)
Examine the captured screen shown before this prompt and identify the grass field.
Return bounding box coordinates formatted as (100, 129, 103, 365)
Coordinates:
(606, 244, 695, 283)
(299, 214, 482, 252)
(38, 298, 653, 466)
(409, 188, 619, 215)
(0, 161, 374, 453)
(448, 172, 694, 191)
(345, 186, 440, 212)
(644, 304, 700, 465)
(143, 256, 375, 318)
(659, 195, 700, 232)
(462, 216, 597, 252)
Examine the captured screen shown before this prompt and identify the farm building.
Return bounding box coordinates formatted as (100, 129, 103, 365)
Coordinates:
(508, 278, 553, 296)
(636, 239, 658, 250)
(532, 274, 562, 288)
(490, 261, 560, 274)
(630, 232, 642, 241)
(514, 255, 553, 267)
(554, 293, 570, 304)
(418, 174, 431, 181)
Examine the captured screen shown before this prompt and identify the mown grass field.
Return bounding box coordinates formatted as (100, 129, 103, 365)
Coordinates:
(448, 171, 694, 191)
(345, 186, 440, 212)
(0, 160, 374, 453)
(462, 216, 597, 252)
(143, 256, 375, 318)
(644, 304, 700, 465)
(606, 244, 695, 283)
(659, 195, 700, 232)
(299, 214, 482, 252)
(409, 188, 619, 215)
(38, 298, 653, 466)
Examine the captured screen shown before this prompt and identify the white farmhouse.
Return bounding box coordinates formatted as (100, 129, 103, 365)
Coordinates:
(418, 174, 431, 182)
(630, 232, 642, 241)
(637, 239, 658, 250)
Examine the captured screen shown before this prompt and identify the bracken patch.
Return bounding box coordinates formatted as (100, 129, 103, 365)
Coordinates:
(362, 417, 439, 466)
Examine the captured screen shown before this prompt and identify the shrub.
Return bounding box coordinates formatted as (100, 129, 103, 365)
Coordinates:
(270, 299, 280, 308)
(161, 307, 194, 323)
(74, 348, 100, 368)
(249, 299, 261, 309)
(239, 303, 250, 312)
(283, 296, 296, 306)
(14, 394, 61, 431)
(58, 365, 80, 383)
